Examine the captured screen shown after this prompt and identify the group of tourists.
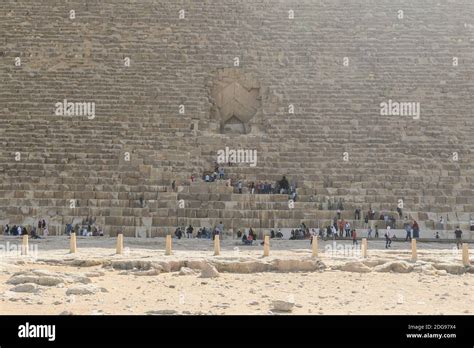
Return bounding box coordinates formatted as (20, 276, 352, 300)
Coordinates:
(202, 165, 225, 183)
(174, 221, 225, 240)
(3, 219, 48, 239)
(237, 176, 297, 197)
(65, 217, 104, 237)
(199, 170, 298, 200)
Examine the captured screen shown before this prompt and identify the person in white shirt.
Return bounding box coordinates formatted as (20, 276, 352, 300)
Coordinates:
(385, 226, 392, 248)
(331, 225, 337, 237)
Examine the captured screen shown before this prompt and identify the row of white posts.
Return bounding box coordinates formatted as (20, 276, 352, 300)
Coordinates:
(19, 234, 471, 266)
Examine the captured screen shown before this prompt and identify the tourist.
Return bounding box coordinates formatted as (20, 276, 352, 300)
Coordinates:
(248, 228, 256, 241)
(175, 227, 182, 239)
(354, 208, 360, 220)
(454, 226, 463, 249)
(344, 222, 351, 238)
(43, 226, 49, 237)
(186, 225, 194, 238)
(238, 181, 243, 194)
(250, 182, 255, 194)
(397, 207, 403, 219)
(218, 167, 224, 179)
(18, 225, 24, 236)
(31, 227, 41, 239)
(370, 208, 375, 220)
(3, 224, 9, 235)
(37, 219, 43, 235)
(212, 227, 220, 240)
(385, 226, 392, 249)
(244, 233, 253, 245)
(338, 220, 344, 238)
(336, 208, 341, 220)
(374, 225, 379, 238)
(435, 231, 440, 239)
(276, 229, 283, 238)
(439, 216, 445, 229)
(412, 220, 420, 238)
(317, 228, 324, 239)
(364, 214, 369, 228)
(290, 190, 297, 201)
(330, 224, 337, 237)
(352, 229, 358, 245)
(65, 223, 72, 236)
(326, 225, 333, 239)
(404, 223, 412, 241)
(237, 230, 242, 238)
(82, 226, 89, 236)
(279, 176, 289, 194)
(217, 221, 224, 234)
(270, 229, 275, 238)
(367, 227, 372, 239)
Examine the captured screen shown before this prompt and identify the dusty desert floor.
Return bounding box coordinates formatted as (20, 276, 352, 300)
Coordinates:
(0, 236, 472, 315)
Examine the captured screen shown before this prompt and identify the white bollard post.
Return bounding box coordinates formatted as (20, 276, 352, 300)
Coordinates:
(70, 232, 77, 253)
(21, 234, 28, 256)
(165, 234, 172, 255)
(214, 235, 221, 256)
(361, 238, 368, 258)
(312, 235, 318, 257)
(411, 239, 417, 261)
(263, 235, 270, 257)
(116, 233, 123, 255)
(462, 243, 470, 266)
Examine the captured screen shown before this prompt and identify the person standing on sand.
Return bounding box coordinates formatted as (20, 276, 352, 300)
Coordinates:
(186, 225, 194, 238)
(338, 219, 344, 238)
(454, 226, 463, 249)
(385, 226, 392, 249)
(374, 225, 379, 238)
(352, 229, 358, 246)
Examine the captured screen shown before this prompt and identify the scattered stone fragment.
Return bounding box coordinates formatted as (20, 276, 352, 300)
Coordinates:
(146, 309, 178, 315)
(66, 285, 108, 295)
(200, 264, 220, 278)
(271, 300, 295, 312)
(10, 283, 38, 293)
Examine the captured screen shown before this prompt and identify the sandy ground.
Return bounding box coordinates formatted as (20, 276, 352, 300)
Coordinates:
(0, 236, 472, 315)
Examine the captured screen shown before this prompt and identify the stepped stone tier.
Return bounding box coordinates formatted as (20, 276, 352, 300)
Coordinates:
(0, 0, 473, 237)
